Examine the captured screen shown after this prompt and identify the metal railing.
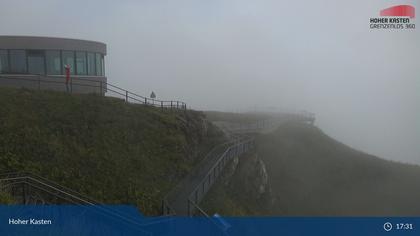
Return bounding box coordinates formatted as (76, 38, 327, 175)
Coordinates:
(161, 140, 237, 216)
(0, 172, 99, 205)
(187, 136, 254, 216)
(170, 115, 317, 216)
(178, 115, 317, 236)
(164, 120, 277, 234)
(0, 74, 187, 110)
(0, 171, 174, 235)
(162, 119, 273, 217)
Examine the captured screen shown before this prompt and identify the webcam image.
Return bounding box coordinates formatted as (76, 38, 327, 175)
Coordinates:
(0, 1, 418, 236)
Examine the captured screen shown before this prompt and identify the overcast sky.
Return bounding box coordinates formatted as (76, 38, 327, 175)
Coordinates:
(0, 0, 419, 164)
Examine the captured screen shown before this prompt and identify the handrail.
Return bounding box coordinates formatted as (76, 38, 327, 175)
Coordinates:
(187, 137, 254, 216)
(183, 114, 317, 219)
(161, 140, 236, 216)
(184, 118, 296, 217)
(0, 172, 101, 205)
(0, 75, 187, 110)
(1, 176, 95, 205)
(163, 120, 268, 217)
(0, 172, 163, 234)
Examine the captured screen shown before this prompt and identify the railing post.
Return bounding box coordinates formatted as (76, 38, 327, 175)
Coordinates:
(144, 97, 147, 105)
(170, 101, 173, 109)
(125, 91, 128, 102)
(161, 101, 163, 109)
(177, 101, 179, 109)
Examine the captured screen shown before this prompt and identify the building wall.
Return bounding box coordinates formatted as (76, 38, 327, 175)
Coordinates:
(0, 36, 107, 94)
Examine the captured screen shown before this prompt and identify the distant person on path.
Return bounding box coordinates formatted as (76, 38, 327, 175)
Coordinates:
(150, 91, 156, 99)
(64, 64, 71, 93)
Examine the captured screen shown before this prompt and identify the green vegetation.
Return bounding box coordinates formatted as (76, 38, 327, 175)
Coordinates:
(203, 121, 420, 216)
(0, 87, 224, 215)
(3, 91, 418, 216)
(0, 190, 14, 204)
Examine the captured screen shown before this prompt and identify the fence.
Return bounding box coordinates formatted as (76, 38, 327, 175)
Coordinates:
(162, 118, 284, 217)
(0, 172, 99, 205)
(187, 137, 254, 216)
(0, 75, 187, 110)
(161, 140, 238, 216)
(0, 172, 174, 235)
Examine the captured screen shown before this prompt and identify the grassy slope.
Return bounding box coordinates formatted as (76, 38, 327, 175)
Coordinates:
(0, 88, 224, 215)
(0, 190, 14, 204)
(203, 122, 420, 216)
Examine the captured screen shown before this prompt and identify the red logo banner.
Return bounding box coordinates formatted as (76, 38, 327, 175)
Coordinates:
(380, 5, 415, 18)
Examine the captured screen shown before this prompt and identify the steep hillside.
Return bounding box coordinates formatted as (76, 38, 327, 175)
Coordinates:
(0, 87, 225, 215)
(202, 122, 420, 216)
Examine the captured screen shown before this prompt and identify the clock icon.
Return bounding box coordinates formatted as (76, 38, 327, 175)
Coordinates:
(384, 222, 393, 232)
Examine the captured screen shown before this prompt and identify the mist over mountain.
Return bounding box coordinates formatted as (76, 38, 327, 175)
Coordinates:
(202, 122, 420, 216)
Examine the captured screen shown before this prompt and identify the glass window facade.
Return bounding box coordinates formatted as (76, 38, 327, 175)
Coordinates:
(46, 50, 62, 75)
(76, 51, 87, 75)
(27, 50, 45, 75)
(0, 49, 104, 76)
(9, 50, 27, 73)
(0, 50, 9, 73)
(95, 53, 103, 76)
(62, 51, 75, 74)
(87, 52, 95, 76)
(100, 55, 105, 76)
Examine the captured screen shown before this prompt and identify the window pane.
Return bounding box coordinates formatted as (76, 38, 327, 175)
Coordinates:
(95, 53, 102, 76)
(9, 50, 27, 73)
(0, 50, 9, 73)
(27, 50, 45, 75)
(46, 50, 62, 75)
(76, 51, 87, 75)
(87, 52, 95, 76)
(62, 51, 75, 74)
(101, 55, 105, 76)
